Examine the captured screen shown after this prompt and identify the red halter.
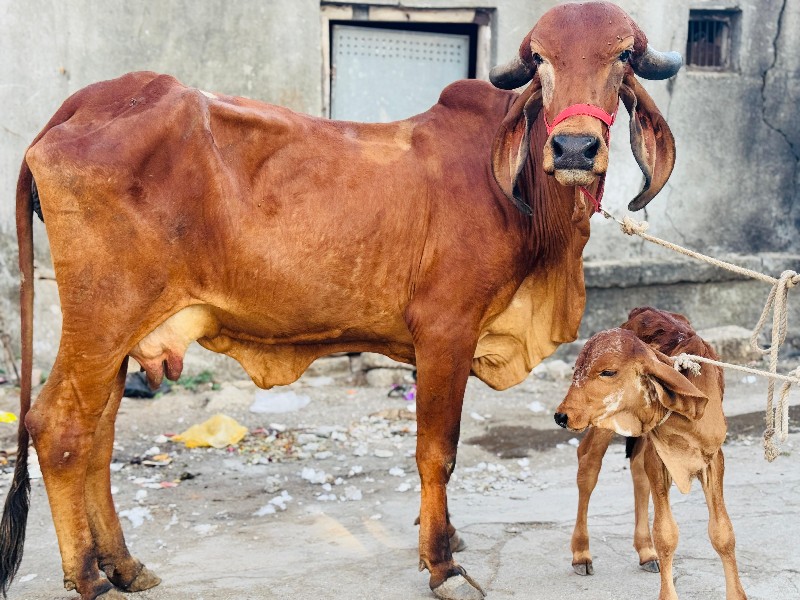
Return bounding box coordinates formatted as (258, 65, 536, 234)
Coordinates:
(544, 103, 618, 214)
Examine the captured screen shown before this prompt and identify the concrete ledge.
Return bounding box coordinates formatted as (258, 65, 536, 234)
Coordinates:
(584, 252, 800, 289)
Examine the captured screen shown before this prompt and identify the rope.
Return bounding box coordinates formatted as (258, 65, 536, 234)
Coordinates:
(602, 209, 800, 461)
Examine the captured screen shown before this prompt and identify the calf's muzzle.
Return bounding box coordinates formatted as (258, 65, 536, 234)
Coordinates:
(554, 412, 569, 429)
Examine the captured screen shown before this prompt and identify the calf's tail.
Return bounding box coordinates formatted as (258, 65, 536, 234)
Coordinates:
(0, 159, 35, 596)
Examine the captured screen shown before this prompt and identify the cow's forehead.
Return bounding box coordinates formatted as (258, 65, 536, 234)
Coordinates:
(529, 2, 636, 56)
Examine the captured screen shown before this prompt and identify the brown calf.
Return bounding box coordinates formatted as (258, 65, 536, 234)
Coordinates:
(555, 307, 746, 600)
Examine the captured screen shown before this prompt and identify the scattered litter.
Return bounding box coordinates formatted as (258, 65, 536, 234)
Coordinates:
(370, 408, 415, 421)
(344, 486, 362, 501)
(470, 412, 486, 422)
(301, 467, 331, 485)
(348, 465, 363, 477)
(264, 475, 283, 493)
(173, 414, 248, 449)
(124, 372, 171, 399)
(254, 504, 276, 516)
(135, 489, 148, 502)
(250, 390, 310, 414)
(152, 434, 170, 444)
(388, 467, 405, 477)
(374, 449, 394, 458)
(142, 453, 172, 467)
(18, 574, 37, 583)
(119, 506, 153, 528)
(388, 383, 416, 402)
(353, 444, 368, 457)
(0, 411, 17, 424)
(110, 462, 125, 472)
(396, 482, 411, 492)
(528, 401, 546, 413)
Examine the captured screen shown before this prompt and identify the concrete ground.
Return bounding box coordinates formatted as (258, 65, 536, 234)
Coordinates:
(0, 364, 798, 600)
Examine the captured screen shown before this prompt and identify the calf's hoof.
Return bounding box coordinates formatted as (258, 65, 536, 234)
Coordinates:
(432, 574, 486, 600)
(450, 531, 467, 553)
(640, 559, 660, 573)
(572, 561, 594, 576)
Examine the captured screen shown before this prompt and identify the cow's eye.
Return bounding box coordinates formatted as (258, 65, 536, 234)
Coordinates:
(600, 369, 618, 377)
(619, 49, 632, 63)
(532, 53, 543, 65)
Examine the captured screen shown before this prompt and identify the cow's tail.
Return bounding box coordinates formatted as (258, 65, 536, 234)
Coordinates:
(0, 159, 35, 596)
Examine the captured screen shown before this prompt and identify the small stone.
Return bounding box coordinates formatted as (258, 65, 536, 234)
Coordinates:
(374, 449, 394, 458)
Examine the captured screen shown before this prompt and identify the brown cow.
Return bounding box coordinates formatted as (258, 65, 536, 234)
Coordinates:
(0, 3, 681, 599)
(555, 308, 747, 600)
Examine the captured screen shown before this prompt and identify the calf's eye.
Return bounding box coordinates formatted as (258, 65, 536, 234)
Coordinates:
(532, 53, 543, 65)
(619, 49, 632, 63)
(599, 369, 618, 377)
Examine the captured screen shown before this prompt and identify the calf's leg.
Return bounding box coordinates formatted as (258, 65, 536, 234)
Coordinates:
(25, 356, 127, 599)
(570, 427, 613, 575)
(630, 439, 658, 571)
(699, 451, 747, 600)
(84, 357, 160, 592)
(644, 443, 679, 600)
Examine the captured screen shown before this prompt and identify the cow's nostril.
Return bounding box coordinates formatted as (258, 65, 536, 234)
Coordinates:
(552, 138, 564, 159)
(583, 137, 600, 160)
(554, 412, 569, 429)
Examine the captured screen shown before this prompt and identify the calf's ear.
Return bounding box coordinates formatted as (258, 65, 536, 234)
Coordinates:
(644, 349, 709, 421)
(619, 73, 676, 211)
(491, 76, 543, 216)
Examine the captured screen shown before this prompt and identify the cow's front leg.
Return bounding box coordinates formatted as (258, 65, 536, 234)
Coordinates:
(85, 358, 161, 592)
(413, 328, 485, 600)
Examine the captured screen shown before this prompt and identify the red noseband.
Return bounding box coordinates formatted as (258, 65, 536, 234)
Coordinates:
(544, 103, 618, 214)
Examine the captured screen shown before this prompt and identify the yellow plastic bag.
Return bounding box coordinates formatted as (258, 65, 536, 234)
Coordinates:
(172, 414, 247, 449)
(0, 411, 17, 424)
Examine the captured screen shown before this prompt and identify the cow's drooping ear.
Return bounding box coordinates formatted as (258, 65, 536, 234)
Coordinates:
(490, 76, 543, 215)
(619, 73, 676, 211)
(644, 349, 709, 421)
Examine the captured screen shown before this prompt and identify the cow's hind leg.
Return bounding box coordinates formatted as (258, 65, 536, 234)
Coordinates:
(630, 438, 658, 572)
(25, 356, 128, 599)
(85, 357, 160, 592)
(411, 321, 484, 600)
(571, 427, 613, 575)
(699, 451, 746, 600)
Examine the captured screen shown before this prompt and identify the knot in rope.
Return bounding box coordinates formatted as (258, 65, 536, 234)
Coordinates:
(602, 207, 800, 462)
(620, 216, 649, 236)
(673, 353, 702, 376)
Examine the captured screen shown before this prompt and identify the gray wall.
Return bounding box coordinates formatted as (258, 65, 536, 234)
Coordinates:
(1, 0, 798, 369)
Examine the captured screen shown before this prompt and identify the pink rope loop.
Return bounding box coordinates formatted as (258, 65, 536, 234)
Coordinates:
(543, 102, 618, 214)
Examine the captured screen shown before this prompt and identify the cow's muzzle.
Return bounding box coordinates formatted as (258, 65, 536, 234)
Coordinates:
(552, 134, 600, 171)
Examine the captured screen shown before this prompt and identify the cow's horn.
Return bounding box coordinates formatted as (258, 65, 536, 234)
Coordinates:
(631, 44, 683, 80)
(489, 56, 535, 90)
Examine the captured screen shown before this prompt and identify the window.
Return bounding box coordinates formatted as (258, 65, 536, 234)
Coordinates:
(686, 9, 741, 71)
(321, 4, 492, 121)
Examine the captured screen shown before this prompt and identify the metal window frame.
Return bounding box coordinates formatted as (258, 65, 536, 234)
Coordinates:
(320, 3, 493, 118)
(686, 8, 741, 72)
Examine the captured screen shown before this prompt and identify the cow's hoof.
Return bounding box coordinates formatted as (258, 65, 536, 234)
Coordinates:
(123, 566, 162, 591)
(572, 561, 594, 576)
(450, 531, 467, 553)
(432, 574, 486, 600)
(640, 559, 660, 573)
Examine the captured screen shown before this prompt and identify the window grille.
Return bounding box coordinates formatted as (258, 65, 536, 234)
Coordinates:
(686, 10, 740, 70)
